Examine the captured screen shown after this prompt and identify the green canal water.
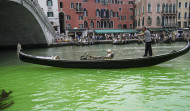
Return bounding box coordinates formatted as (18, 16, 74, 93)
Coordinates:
(0, 42, 190, 111)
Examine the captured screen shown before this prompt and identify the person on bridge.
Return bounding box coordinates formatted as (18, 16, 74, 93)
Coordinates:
(137, 26, 152, 57)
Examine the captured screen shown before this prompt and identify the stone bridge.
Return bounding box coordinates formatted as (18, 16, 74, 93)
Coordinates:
(0, 0, 56, 47)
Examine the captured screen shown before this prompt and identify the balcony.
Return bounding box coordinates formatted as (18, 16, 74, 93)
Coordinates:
(100, 17, 110, 20)
(75, 8, 83, 13)
(162, 10, 176, 15)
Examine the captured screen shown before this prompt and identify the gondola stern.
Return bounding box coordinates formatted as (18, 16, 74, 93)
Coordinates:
(17, 43, 22, 59)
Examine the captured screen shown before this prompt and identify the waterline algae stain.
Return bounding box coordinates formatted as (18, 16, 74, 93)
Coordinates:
(0, 43, 190, 110)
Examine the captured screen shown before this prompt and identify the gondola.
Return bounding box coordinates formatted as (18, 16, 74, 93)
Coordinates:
(17, 41, 190, 69)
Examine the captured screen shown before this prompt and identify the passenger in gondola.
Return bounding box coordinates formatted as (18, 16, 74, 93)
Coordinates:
(89, 49, 114, 60)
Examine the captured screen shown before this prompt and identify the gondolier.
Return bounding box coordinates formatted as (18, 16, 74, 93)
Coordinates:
(137, 26, 152, 57)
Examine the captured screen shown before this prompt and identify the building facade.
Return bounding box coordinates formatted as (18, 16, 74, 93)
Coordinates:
(38, 0, 60, 33)
(58, 0, 134, 37)
(135, 0, 177, 31)
(177, 0, 190, 28)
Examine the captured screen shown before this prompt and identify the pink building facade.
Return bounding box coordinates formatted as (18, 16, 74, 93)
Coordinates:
(135, 0, 177, 31)
(58, 0, 134, 37)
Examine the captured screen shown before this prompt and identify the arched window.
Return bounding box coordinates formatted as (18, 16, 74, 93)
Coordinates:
(101, 21, 104, 28)
(97, 21, 100, 28)
(142, 5, 144, 13)
(47, 0, 53, 6)
(110, 21, 113, 28)
(84, 21, 88, 28)
(184, 12, 187, 19)
(83, 8, 88, 16)
(96, 9, 100, 17)
(162, 16, 165, 26)
(106, 9, 109, 18)
(90, 21, 94, 28)
(166, 4, 168, 13)
(162, 4, 165, 13)
(138, 18, 140, 26)
(104, 21, 107, 28)
(166, 16, 168, 26)
(110, 10, 114, 17)
(142, 17, 144, 26)
(173, 4, 176, 13)
(169, 4, 172, 13)
(147, 16, 152, 26)
(157, 4, 160, 12)
(107, 21, 110, 28)
(148, 3, 151, 12)
(139, 6, 141, 15)
(156, 16, 160, 26)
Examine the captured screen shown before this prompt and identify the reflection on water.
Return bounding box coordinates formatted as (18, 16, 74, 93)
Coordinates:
(0, 42, 190, 110)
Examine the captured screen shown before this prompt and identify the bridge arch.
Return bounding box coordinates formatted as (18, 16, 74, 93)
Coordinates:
(0, 0, 56, 47)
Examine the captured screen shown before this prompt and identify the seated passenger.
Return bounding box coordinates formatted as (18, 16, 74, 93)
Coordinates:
(104, 49, 114, 59)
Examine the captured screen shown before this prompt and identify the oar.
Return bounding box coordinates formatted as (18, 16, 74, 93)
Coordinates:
(139, 37, 154, 56)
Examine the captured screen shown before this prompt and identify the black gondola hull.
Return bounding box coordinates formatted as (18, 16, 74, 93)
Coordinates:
(18, 41, 190, 69)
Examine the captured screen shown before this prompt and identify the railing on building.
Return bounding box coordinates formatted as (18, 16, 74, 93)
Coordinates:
(75, 8, 83, 13)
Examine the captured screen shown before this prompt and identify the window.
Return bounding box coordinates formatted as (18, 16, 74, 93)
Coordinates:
(110, 21, 113, 28)
(96, 9, 100, 17)
(67, 15, 71, 20)
(84, 21, 88, 28)
(76, 3, 82, 12)
(90, 21, 94, 28)
(169, 4, 172, 13)
(97, 21, 100, 28)
(130, 24, 132, 28)
(110, 0, 114, 4)
(79, 24, 83, 28)
(129, 1, 133, 4)
(179, 2, 181, 8)
(138, 19, 140, 26)
(184, 12, 187, 19)
(129, 16, 133, 20)
(123, 16, 126, 20)
(162, 4, 165, 13)
(60, 2, 63, 8)
(83, 0, 87, 2)
(83, 8, 87, 16)
(135, 8, 137, 16)
(118, 24, 122, 29)
(115, 0, 118, 4)
(115, 12, 118, 17)
(148, 3, 151, 12)
(66, 24, 71, 29)
(142, 17, 144, 26)
(138, 6, 141, 15)
(118, 1, 123, 4)
(142, 5, 144, 13)
(71, 3, 74, 9)
(173, 4, 176, 13)
(185, 2, 187, 8)
(110, 10, 114, 17)
(123, 24, 127, 29)
(166, 4, 168, 13)
(47, 0, 53, 6)
(130, 8, 133, 11)
(47, 12, 54, 17)
(119, 16, 122, 20)
(157, 4, 160, 12)
(147, 16, 152, 26)
(119, 8, 122, 11)
(178, 12, 181, 19)
(79, 15, 83, 20)
(156, 16, 160, 26)
(95, 0, 100, 3)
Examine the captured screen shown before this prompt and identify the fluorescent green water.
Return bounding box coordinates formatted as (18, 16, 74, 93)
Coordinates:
(0, 43, 190, 111)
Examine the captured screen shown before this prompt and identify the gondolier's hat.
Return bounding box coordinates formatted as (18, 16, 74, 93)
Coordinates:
(107, 49, 111, 53)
